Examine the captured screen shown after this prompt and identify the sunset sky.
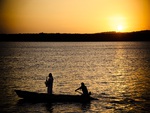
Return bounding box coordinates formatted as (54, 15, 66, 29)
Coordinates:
(0, 0, 150, 33)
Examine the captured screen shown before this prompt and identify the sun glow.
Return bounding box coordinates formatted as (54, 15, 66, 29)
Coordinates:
(109, 15, 126, 32)
(117, 25, 123, 32)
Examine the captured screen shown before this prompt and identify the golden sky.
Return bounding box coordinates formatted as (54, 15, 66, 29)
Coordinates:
(0, 0, 150, 33)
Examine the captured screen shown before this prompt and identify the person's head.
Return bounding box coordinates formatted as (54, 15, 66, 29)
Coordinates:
(81, 82, 85, 86)
(49, 73, 52, 77)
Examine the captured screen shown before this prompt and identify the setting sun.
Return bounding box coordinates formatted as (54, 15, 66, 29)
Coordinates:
(117, 25, 123, 32)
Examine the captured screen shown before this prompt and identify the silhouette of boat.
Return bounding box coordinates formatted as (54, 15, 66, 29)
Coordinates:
(15, 90, 98, 103)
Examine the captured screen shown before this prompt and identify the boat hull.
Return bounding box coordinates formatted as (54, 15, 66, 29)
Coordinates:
(15, 90, 97, 103)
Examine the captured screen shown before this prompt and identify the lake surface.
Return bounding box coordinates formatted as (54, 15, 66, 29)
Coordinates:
(0, 42, 150, 113)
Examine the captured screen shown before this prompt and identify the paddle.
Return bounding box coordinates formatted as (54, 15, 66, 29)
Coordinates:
(75, 90, 82, 95)
(75, 90, 92, 95)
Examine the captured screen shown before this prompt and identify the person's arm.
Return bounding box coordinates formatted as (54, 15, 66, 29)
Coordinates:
(75, 86, 81, 91)
(45, 77, 49, 87)
(45, 80, 48, 87)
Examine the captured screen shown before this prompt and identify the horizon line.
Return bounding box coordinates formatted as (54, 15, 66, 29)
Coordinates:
(1, 30, 150, 35)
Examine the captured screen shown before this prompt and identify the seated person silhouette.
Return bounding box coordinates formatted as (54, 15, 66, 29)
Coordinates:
(75, 82, 91, 96)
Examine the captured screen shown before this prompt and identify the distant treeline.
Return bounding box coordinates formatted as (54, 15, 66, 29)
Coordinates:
(0, 30, 150, 42)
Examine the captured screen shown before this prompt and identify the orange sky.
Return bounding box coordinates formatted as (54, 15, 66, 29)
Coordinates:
(0, 0, 150, 33)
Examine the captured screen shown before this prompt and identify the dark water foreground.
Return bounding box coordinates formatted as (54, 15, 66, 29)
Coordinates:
(0, 42, 150, 113)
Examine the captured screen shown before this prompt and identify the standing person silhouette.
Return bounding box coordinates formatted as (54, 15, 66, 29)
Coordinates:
(75, 82, 89, 96)
(45, 73, 54, 94)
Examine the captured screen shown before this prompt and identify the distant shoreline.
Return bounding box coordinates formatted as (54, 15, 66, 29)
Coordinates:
(0, 30, 150, 42)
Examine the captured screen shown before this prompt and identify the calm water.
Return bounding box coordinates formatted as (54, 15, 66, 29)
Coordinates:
(0, 42, 150, 113)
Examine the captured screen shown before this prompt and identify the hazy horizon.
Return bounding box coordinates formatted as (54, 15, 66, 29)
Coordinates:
(1, 30, 150, 35)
